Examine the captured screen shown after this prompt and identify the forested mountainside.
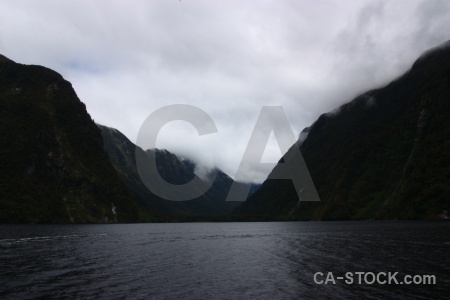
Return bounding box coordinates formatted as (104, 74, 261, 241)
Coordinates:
(0, 54, 138, 223)
(98, 125, 244, 219)
(234, 41, 450, 220)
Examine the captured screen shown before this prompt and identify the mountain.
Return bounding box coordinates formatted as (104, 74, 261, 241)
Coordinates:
(178, 157, 261, 198)
(0, 54, 139, 223)
(234, 41, 450, 220)
(98, 124, 244, 218)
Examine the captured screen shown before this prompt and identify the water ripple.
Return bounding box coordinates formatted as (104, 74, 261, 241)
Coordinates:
(0, 222, 449, 299)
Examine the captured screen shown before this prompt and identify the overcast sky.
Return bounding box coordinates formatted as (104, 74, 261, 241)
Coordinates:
(1, 0, 449, 182)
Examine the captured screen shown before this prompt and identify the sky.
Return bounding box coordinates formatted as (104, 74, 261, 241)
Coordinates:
(1, 0, 449, 182)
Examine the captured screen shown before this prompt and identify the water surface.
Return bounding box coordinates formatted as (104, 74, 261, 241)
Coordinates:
(1, 221, 449, 299)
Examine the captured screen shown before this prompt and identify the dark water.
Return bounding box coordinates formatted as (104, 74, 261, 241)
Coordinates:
(0, 221, 449, 299)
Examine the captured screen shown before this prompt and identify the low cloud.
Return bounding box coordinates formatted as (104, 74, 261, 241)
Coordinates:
(1, 0, 449, 182)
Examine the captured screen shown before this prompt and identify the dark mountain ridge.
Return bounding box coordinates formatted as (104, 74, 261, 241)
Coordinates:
(3, 39, 448, 222)
(0, 55, 138, 223)
(0, 52, 249, 223)
(98, 124, 244, 218)
(234, 40, 450, 220)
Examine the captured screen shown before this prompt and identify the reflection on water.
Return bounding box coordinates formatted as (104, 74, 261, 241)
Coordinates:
(1, 222, 449, 299)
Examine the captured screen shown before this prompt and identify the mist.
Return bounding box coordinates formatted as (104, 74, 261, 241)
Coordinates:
(1, 0, 449, 182)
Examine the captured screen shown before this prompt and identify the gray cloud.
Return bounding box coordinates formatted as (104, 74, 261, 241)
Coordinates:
(1, 0, 449, 182)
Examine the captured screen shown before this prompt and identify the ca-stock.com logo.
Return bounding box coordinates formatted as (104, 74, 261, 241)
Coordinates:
(135, 104, 320, 202)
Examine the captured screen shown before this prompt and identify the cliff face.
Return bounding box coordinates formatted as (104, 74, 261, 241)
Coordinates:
(0, 55, 138, 223)
(98, 124, 243, 218)
(235, 41, 450, 220)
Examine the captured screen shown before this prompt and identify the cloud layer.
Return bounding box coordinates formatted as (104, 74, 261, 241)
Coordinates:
(1, 0, 449, 182)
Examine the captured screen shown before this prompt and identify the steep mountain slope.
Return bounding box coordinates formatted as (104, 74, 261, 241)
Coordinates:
(234, 41, 450, 220)
(98, 125, 243, 217)
(0, 54, 138, 223)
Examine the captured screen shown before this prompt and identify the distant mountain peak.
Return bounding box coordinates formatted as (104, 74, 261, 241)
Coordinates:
(97, 124, 245, 217)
